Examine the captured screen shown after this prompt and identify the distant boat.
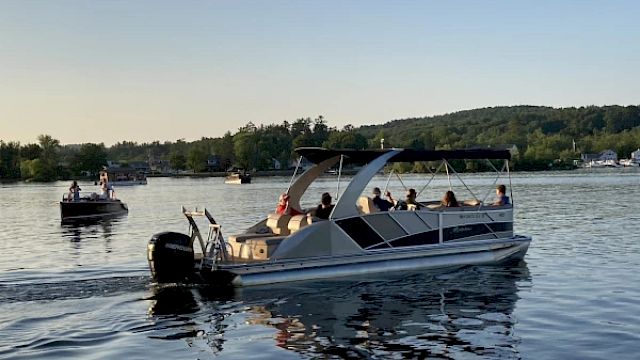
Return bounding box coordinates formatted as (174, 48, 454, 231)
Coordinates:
(584, 159, 620, 168)
(619, 159, 640, 167)
(100, 167, 147, 186)
(224, 171, 251, 184)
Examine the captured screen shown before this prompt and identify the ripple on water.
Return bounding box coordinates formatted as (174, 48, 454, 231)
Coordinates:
(2, 174, 640, 359)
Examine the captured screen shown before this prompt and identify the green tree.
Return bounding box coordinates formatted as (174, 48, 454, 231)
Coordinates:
(0, 141, 21, 179)
(233, 123, 258, 170)
(20, 159, 43, 180)
(20, 143, 42, 160)
(324, 127, 368, 149)
(169, 139, 188, 170)
(187, 147, 208, 172)
(73, 143, 108, 175)
(33, 135, 60, 181)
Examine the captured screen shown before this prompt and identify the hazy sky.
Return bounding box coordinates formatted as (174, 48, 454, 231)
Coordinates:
(1, 1, 638, 146)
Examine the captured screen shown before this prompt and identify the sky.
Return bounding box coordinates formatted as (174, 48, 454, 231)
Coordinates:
(1, 0, 639, 146)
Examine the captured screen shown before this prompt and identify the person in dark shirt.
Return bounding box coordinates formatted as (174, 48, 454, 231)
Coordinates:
(493, 184, 510, 205)
(372, 187, 393, 211)
(395, 188, 422, 210)
(315, 192, 334, 219)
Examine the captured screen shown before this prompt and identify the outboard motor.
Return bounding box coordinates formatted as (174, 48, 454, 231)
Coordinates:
(148, 232, 195, 283)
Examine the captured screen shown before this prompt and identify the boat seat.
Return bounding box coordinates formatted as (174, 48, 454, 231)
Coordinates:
(462, 199, 481, 206)
(266, 213, 292, 236)
(288, 214, 310, 233)
(238, 236, 286, 260)
(357, 196, 379, 214)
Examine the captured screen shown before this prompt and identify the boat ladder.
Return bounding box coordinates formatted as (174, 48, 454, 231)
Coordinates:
(181, 206, 230, 269)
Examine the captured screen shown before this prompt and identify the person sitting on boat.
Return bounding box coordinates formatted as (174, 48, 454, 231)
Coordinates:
(314, 192, 334, 219)
(107, 182, 116, 199)
(441, 190, 459, 207)
(67, 181, 81, 202)
(275, 193, 303, 216)
(395, 188, 422, 210)
(493, 184, 510, 206)
(372, 187, 393, 211)
(98, 181, 111, 200)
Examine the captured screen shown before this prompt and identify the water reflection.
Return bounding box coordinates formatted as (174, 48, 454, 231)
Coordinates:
(60, 217, 124, 252)
(147, 263, 531, 359)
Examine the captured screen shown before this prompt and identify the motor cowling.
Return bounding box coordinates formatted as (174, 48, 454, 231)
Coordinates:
(148, 232, 195, 283)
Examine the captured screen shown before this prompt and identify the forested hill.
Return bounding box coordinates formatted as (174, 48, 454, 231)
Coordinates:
(355, 105, 640, 167)
(3, 105, 640, 181)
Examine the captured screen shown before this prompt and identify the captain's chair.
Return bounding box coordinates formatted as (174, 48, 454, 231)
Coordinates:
(288, 214, 311, 233)
(266, 213, 292, 236)
(357, 196, 379, 214)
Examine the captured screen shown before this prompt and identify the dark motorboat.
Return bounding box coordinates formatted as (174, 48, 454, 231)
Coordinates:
(224, 171, 251, 184)
(60, 181, 128, 221)
(60, 198, 128, 221)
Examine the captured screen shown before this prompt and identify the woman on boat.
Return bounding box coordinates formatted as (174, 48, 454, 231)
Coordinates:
(275, 193, 303, 216)
(441, 190, 459, 207)
(68, 181, 81, 202)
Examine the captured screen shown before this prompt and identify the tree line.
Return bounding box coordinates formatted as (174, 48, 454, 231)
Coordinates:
(1, 105, 639, 181)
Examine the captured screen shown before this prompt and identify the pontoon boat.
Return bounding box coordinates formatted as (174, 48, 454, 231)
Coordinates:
(147, 147, 531, 286)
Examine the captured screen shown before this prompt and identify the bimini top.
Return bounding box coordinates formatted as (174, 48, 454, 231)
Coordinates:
(295, 147, 511, 164)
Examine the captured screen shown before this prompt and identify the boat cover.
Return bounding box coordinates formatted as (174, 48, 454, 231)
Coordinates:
(295, 147, 511, 164)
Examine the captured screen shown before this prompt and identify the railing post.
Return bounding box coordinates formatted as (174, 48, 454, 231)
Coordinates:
(439, 212, 444, 244)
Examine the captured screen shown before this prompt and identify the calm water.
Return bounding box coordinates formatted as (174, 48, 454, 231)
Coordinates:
(1, 170, 639, 359)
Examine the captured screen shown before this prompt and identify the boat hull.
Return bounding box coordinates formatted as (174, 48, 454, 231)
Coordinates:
(60, 200, 128, 221)
(198, 236, 531, 287)
(224, 174, 251, 184)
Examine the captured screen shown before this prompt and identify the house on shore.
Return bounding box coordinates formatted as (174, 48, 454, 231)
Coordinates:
(619, 149, 640, 167)
(581, 149, 618, 168)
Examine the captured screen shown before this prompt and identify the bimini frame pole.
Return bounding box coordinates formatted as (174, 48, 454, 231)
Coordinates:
(335, 154, 344, 200)
(507, 159, 514, 205)
(286, 156, 303, 193)
(383, 169, 394, 195)
(416, 161, 445, 198)
(478, 159, 508, 208)
(444, 161, 453, 190)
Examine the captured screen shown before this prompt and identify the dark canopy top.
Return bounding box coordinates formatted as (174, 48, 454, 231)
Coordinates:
(295, 147, 511, 165)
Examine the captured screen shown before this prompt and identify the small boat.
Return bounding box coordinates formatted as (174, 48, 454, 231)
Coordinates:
(60, 196, 128, 221)
(99, 167, 147, 186)
(60, 181, 128, 221)
(619, 159, 640, 167)
(584, 159, 620, 168)
(147, 147, 531, 286)
(224, 171, 251, 184)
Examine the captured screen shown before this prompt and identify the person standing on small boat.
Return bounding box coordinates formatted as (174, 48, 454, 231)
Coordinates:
(494, 185, 510, 206)
(68, 181, 81, 202)
(372, 187, 393, 211)
(314, 192, 334, 219)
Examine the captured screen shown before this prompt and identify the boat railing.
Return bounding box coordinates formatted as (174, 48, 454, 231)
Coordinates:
(181, 206, 230, 269)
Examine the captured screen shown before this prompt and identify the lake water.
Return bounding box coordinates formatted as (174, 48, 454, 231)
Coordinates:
(1, 170, 639, 359)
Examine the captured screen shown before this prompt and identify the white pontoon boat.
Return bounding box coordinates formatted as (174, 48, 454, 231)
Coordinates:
(147, 147, 531, 286)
